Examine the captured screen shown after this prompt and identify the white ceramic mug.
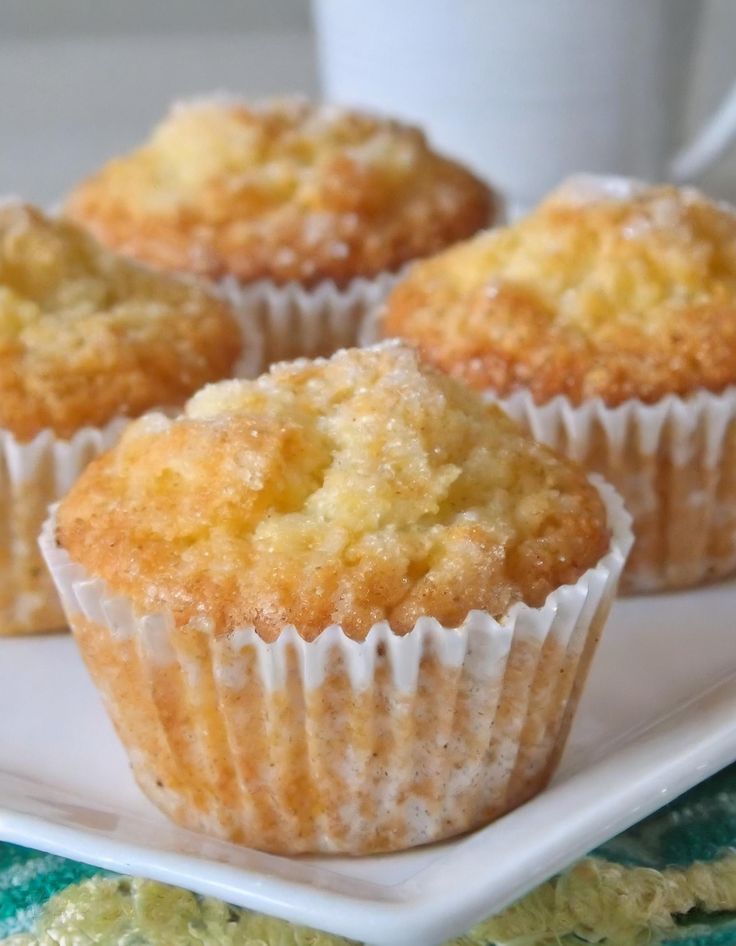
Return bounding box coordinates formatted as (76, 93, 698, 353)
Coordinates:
(313, 0, 736, 215)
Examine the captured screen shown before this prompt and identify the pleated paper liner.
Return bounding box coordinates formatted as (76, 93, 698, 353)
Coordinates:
(0, 417, 128, 636)
(40, 477, 631, 855)
(221, 271, 403, 377)
(364, 288, 735, 593)
(494, 388, 736, 593)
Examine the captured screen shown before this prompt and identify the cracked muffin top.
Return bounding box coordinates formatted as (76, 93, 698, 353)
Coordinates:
(58, 344, 609, 642)
(381, 177, 736, 406)
(0, 201, 240, 441)
(64, 96, 496, 288)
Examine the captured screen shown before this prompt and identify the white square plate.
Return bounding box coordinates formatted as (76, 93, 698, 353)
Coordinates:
(2, 584, 736, 946)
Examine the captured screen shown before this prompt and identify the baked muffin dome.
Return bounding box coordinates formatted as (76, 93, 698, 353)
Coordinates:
(381, 178, 736, 406)
(0, 201, 240, 441)
(58, 344, 609, 642)
(64, 96, 495, 288)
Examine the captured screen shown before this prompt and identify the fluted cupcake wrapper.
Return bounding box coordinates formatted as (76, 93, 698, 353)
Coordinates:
(219, 272, 403, 377)
(39, 477, 631, 855)
(0, 418, 128, 636)
(494, 388, 736, 593)
(359, 318, 736, 593)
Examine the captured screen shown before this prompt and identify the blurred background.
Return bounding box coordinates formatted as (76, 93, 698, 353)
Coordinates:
(1, 0, 735, 209)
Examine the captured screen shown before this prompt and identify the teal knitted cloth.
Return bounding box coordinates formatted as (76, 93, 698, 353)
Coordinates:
(0, 845, 101, 940)
(3, 764, 736, 945)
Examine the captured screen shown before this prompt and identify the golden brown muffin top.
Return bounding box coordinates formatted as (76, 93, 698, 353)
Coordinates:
(64, 96, 495, 288)
(381, 178, 736, 406)
(58, 344, 609, 642)
(0, 201, 241, 441)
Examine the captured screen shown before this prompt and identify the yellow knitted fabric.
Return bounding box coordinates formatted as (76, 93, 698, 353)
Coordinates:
(6, 854, 736, 946)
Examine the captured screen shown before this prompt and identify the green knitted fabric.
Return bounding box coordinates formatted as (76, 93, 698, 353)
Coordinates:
(0, 844, 102, 940)
(3, 764, 736, 946)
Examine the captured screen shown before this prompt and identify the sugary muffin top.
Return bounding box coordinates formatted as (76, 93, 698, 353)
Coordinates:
(64, 96, 495, 287)
(58, 344, 609, 642)
(0, 202, 240, 441)
(381, 178, 736, 406)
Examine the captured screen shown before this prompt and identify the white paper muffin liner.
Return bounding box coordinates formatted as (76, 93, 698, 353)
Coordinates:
(39, 476, 631, 855)
(218, 271, 403, 377)
(366, 296, 736, 593)
(494, 388, 736, 593)
(0, 417, 128, 635)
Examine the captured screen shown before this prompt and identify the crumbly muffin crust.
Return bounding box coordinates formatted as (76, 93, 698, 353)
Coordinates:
(0, 202, 240, 441)
(58, 344, 609, 642)
(381, 179, 736, 406)
(64, 96, 495, 288)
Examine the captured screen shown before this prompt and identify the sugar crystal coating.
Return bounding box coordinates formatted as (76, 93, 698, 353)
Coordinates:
(65, 97, 495, 287)
(58, 345, 609, 641)
(0, 202, 240, 440)
(382, 180, 736, 406)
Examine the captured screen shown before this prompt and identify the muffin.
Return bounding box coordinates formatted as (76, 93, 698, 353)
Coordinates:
(380, 176, 736, 591)
(42, 344, 631, 855)
(0, 200, 240, 635)
(64, 96, 498, 371)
